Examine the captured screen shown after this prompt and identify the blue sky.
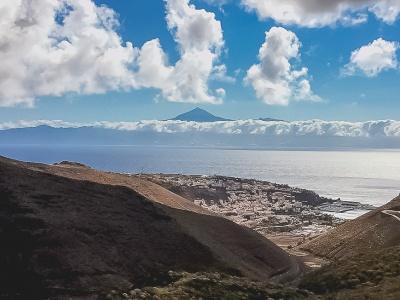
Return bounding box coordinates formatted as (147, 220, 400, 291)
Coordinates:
(1, 0, 399, 122)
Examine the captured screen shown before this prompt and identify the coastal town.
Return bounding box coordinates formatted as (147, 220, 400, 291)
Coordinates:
(142, 174, 374, 251)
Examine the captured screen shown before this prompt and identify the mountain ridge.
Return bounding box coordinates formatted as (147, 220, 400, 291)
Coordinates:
(169, 107, 233, 122)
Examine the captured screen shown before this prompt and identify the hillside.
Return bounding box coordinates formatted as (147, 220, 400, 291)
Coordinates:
(0, 157, 302, 299)
(298, 195, 400, 299)
(300, 245, 400, 299)
(301, 195, 400, 260)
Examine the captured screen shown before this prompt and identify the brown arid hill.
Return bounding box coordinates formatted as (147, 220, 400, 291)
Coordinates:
(301, 195, 400, 260)
(0, 156, 303, 299)
(298, 195, 400, 299)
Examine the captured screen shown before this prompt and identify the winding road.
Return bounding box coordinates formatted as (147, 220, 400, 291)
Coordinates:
(381, 210, 400, 222)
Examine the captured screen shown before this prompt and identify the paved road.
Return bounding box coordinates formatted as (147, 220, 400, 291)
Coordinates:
(381, 210, 400, 222)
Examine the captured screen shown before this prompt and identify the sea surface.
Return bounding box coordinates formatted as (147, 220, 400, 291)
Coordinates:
(1, 145, 400, 208)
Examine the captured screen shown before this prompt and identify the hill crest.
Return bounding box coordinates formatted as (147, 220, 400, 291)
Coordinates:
(301, 195, 400, 260)
(0, 156, 302, 298)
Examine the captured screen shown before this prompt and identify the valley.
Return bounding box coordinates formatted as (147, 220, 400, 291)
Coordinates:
(142, 174, 373, 254)
(0, 156, 399, 299)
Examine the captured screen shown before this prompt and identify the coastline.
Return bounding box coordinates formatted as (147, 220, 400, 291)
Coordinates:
(1, 156, 398, 298)
(139, 173, 375, 260)
(1, 145, 398, 207)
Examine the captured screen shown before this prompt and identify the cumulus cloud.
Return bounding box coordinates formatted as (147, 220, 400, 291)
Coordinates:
(370, 0, 400, 24)
(2, 119, 400, 138)
(343, 38, 399, 77)
(215, 88, 226, 97)
(136, 0, 225, 104)
(241, 0, 400, 27)
(0, 0, 136, 107)
(211, 65, 236, 83)
(0, 0, 226, 106)
(245, 27, 320, 105)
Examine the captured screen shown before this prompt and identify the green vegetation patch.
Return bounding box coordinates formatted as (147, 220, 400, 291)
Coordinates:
(299, 245, 400, 296)
(101, 271, 310, 300)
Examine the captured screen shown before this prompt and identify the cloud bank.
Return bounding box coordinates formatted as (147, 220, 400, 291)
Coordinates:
(2, 119, 400, 138)
(245, 27, 319, 105)
(241, 0, 400, 27)
(0, 0, 226, 106)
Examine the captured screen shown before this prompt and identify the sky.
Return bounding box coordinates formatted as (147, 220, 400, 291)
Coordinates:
(0, 0, 399, 122)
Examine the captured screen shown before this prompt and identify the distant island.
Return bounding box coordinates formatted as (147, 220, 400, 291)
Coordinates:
(0, 109, 400, 149)
(168, 107, 233, 122)
(168, 107, 285, 123)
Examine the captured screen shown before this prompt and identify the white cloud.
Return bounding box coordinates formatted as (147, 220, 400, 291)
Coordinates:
(0, 0, 137, 107)
(215, 88, 226, 97)
(0, 0, 226, 106)
(241, 0, 400, 27)
(134, 0, 225, 104)
(211, 65, 236, 83)
(370, 0, 400, 24)
(135, 0, 228, 104)
(3, 119, 400, 138)
(0, 120, 88, 130)
(344, 38, 399, 77)
(245, 27, 320, 105)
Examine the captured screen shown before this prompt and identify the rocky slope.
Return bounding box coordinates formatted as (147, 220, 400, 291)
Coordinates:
(296, 194, 400, 299)
(0, 157, 302, 299)
(301, 195, 400, 260)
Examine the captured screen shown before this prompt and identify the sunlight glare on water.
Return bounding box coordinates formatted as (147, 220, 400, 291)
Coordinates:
(1, 145, 400, 207)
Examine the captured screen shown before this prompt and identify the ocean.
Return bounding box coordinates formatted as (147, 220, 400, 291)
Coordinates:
(1, 144, 399, 208)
